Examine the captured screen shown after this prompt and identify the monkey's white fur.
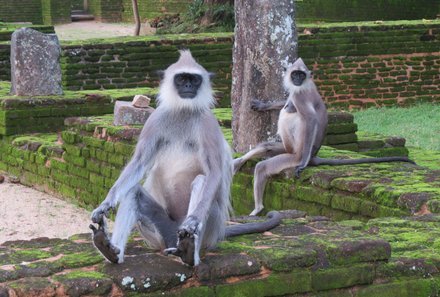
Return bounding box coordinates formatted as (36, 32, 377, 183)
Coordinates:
(157, 50, 215, 111)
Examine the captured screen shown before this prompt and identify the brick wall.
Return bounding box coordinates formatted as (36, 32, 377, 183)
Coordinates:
(296, 0, 439, 23)
(61, 34, 233, 107)
(299, 23, 440, 108)
(42, 0, 72, 25)
(88, 0, 122, 22)
(0, 0, 43, 24)
(1, 22, 439, 109)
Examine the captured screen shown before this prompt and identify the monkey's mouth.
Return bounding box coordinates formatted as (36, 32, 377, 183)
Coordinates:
(179, 92, 197, 99)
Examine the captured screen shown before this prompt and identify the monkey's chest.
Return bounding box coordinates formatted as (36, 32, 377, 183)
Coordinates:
(277, 108, 303, 154)
(143, 148, 202, 221)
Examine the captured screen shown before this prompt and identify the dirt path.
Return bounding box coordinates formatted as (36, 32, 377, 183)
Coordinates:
(0, 177, 93, 244)
(54, 21, 150, 40)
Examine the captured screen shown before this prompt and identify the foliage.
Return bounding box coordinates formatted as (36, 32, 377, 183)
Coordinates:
(352, 103, 440, 151)
(155, 0, 235, 34)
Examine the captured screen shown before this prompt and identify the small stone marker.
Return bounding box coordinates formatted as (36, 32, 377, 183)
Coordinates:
(10, 27, 63, 96)
(113, 95, 154, 126)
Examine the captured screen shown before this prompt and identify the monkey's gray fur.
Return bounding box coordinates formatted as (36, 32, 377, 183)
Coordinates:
(90, 50, 281, 266)
(234, 58, 414, 216)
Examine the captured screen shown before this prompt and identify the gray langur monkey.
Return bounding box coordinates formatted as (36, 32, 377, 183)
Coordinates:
(90, 50, 281, 266)
(234, 58, 414, 216)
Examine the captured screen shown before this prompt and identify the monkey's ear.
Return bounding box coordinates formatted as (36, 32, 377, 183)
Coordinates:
(282, 66, 287, 72)
(156, 70, 165, 80)
(208, 72, 216, 80)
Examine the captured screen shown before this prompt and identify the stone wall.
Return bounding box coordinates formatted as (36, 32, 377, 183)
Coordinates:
(0, 0, 43, 24)
(296, 0, 440, 23)
(88, 0, 123, 22)
(1, 21, 439, 108)
(61, 34, 233, 107)
(41, 0, 72, 25)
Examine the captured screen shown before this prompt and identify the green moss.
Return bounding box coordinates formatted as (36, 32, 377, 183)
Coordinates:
(56, 251, 104, 268)
(55, 270, 109, 280)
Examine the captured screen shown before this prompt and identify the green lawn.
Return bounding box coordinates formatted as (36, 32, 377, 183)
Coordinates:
(352, 103, 440, 151)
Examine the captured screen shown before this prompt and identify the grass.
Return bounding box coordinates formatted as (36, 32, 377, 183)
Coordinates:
(352, 103, 440, 151)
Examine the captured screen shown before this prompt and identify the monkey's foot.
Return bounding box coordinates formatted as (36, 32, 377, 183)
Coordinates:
(233, 158, 245, 174)
(250, 205, 264, 216)
(166, 216, 200, 266)
(294, 165, 306, 178)
(89, 224, 120, 264)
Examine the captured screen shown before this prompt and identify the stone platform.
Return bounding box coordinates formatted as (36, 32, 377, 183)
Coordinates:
(1, 213, 440, 296)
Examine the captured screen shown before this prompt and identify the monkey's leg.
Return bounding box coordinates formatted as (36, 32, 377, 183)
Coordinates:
(166, 175, 207, 266)
(252, 154, 297, 216)
(234, 142, 286, 174)
(135, 185, 178, 249)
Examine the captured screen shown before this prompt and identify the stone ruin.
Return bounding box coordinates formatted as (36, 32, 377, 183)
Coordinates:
(10, 27, 63, 96)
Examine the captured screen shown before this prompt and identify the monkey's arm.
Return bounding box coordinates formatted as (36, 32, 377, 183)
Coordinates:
(293, 94, 320, 177)
(91, 115, 160, 223)
(251, 99, 287, 111)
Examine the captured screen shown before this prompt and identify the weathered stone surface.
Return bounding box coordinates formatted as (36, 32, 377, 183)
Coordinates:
(197, 254, 261, 281)
(132, 94, 151, 108)
(10, 28, 63, 96)
(397, 192, 433, 214)
(101, 254, 193, 293)
(1, 215, 440, 296)
(113, 100, 155, 126)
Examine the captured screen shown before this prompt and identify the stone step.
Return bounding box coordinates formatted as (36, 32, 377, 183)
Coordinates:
(71, 14, 95, 22)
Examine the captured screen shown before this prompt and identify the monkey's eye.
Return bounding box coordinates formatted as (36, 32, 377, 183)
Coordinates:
(191, 75, 202, 86)
(174, 75, 187, 86)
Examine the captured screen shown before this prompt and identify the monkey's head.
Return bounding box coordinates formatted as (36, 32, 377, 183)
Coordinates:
(158, 50, 214, 110)
(284, 58, 314, 94)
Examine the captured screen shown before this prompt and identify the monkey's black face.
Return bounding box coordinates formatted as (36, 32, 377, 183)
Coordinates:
(290, 70, 307, 86)
(174, 73, 203, 99)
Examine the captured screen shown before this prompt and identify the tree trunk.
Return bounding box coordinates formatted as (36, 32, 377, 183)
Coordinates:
(132, 0, 141, 36)
(232, 0, 297, 153)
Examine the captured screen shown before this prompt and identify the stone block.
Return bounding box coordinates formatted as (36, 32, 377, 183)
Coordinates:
(132, 95, 151, 108)
(10, 28, 63, 96)
(113, 100, 155, 126)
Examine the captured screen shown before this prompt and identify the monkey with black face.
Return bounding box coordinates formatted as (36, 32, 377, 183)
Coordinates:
(234, 58, 414, 216)
(90, 50, 281, 266)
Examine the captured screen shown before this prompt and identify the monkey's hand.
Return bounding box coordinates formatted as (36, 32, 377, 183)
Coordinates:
(294, 165, 306, 178)
(167, 216, 200, 266)
(251, 100, 269, 111)
(91, 202, 115, 224)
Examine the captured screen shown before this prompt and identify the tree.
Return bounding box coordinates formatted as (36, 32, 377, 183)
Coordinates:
(132, 0, 141, 36)
(231, 0, 297, 153)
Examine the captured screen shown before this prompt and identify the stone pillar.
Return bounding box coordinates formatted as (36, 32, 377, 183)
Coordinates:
(10, 28, 63, 96)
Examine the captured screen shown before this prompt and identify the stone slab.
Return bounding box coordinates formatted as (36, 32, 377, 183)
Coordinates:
(10, 28, 63, 96)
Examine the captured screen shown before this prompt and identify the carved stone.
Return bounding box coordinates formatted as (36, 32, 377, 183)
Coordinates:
(10, 28, 63, 96)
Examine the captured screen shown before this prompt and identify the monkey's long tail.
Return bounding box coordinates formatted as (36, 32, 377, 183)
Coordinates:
(225, 211, 282, 237)
(309, 156, 415, 166)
